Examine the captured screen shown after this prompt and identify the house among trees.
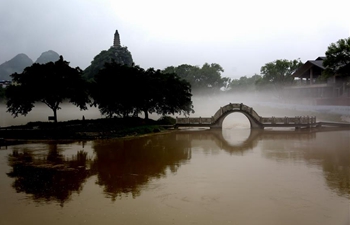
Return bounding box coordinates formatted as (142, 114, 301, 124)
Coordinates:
(286, 56, 350, 105)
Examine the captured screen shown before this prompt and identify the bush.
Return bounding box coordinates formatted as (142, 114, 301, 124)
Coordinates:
(157, 116, 176, 125)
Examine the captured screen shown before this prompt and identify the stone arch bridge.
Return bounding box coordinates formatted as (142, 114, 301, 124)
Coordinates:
(176, 103, 319, 129)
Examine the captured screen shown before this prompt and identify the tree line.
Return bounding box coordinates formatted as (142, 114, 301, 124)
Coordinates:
(5, 57, 193, 123)
(3, 37, 349, 122)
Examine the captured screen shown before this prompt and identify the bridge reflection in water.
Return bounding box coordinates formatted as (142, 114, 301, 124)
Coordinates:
(175, 128, 317, 155)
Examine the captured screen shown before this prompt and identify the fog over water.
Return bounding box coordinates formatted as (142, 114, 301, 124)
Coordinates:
(1, 92, 350, 127)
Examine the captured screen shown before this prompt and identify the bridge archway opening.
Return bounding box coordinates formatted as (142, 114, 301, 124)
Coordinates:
(222, 112, 250, 129)
(222, 112, 251, 145)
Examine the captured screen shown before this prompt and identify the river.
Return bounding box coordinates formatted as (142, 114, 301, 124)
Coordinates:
(0, 127, 349, 225)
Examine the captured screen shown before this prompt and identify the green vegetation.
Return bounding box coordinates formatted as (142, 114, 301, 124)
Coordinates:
(256, 59, 302, 88)
(229, 74, 261, 92)
(3, 36, 349, 140)
(4, 55, 192, 139)
(323, 37, 350, 79)
(163, 63, 230, 93)
(6, 56, 90, 123)
(0, 116, 174, 140)
(91, 62, 194, 119)
(83, 47, 133, 80)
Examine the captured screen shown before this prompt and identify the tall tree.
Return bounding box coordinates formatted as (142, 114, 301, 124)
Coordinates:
(323, 37, 350, 78)
(259, 59, 302, 85)
(6, 56, 90, 123)
(91, 62, 137, 118)
(163, 63, 229, 93)
(256, 59, 302, 90)
(156, 71, 194, 117)
(255, 59, 302, 98)
(91, 62, 194, 119)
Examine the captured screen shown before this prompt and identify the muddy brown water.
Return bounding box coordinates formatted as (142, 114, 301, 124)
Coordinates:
(0, 127, 349, 225)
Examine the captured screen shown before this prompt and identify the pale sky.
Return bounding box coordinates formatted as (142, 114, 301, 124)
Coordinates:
(0, 0, 349, 78)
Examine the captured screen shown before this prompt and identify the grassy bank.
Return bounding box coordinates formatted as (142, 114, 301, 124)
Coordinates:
(0, 116, 176, 141)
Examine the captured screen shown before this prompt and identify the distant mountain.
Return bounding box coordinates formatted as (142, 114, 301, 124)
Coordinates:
(0, 53, 33, 80)
(35, 50, 60, 64)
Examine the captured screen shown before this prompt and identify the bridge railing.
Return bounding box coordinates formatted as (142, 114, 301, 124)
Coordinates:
(176, 117, 213, 125)
(260, 116, 317, 124)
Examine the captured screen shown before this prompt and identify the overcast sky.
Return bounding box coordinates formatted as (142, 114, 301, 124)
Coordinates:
(1, 0, 349, 78)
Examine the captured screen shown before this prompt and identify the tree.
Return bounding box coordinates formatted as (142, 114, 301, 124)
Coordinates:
(91, 62, 194, 119)
(6, 56, 90, 123)
(229, 74, 261, 92)
(255, 59, 302, 92)
(323, 37, 350, 78)
(155, 70, 194, 117)
(91, 62, 141, 118)
(163, 63, 229, 93)
(259, 59, 302, 85)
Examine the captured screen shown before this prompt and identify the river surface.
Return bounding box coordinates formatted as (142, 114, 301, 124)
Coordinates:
(0, 127, 349, 225)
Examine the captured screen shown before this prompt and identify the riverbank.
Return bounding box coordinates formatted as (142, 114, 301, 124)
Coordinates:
(0, 116, 175, 147)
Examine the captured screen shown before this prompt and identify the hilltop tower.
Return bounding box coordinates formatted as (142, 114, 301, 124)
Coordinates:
(113, 30, 121, 48)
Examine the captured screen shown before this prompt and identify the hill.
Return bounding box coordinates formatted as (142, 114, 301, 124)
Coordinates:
(0, 54, 33, 80)
(35, 50, 60, 64)
(83, 46, 134, 80)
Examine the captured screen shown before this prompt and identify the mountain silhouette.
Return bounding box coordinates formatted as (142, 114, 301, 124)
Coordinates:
(0, 50, 61, 80)
(35, 50, 60, 64)
(0, 54, 33, 80)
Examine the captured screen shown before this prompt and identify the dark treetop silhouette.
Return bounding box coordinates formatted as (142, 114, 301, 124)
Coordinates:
(6, 56, 90, 123)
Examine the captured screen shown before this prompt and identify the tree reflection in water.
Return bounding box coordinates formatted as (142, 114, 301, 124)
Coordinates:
(7, 144, 90, 207)
(91, 134, 191, 201)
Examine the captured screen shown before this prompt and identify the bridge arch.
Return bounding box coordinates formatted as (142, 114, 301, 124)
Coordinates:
(211, 109, 263, 129)
(210, 103, 263, 129)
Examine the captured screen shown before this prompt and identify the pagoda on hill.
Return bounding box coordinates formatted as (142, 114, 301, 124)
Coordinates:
(113, 30, 121, 48)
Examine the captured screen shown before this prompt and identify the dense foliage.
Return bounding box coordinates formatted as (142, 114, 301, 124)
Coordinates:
(91, 62, 194, 119)
(163, 63, 230, 93)
(6, 56, 90, 122)
(255, 59, 302, 89)
(83, 47, 134, 80)
(229, 74, 261, 92)
(323, 37, 350, 78)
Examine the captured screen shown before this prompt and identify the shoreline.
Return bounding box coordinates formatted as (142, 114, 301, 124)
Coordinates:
(0, 117, 176, 147)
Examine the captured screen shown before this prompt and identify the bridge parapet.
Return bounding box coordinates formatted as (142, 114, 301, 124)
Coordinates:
(176, 117, 212, 125)
(260, 116, 317, 124)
